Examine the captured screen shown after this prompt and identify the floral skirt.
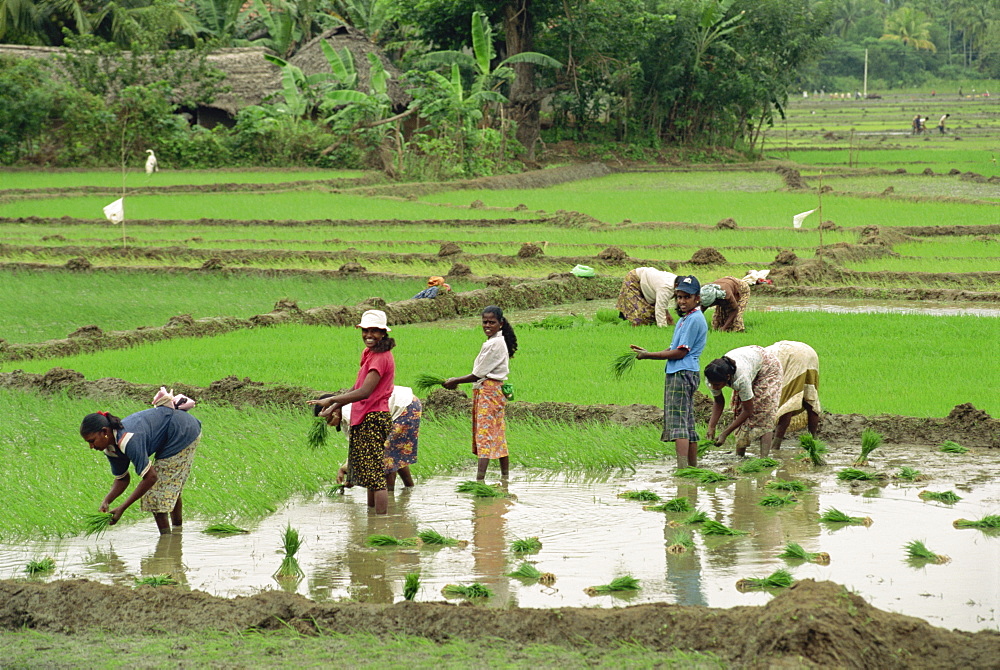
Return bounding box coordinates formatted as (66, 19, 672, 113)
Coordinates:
(384, 398, 421, 473)
(141, 436, 199, 514)
(732, 348, 782, 448)
(349, 411, 391, 490)
(472, 380, 508, 459)
(615, 270, 656, 326)
(712, 277, 752, 332)
(766, 340, 821, 418)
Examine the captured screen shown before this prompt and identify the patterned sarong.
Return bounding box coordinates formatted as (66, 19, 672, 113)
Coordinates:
(384, 398, 421, 473)
(349, 411, 391, 490)
(711, 277, 752, 332)
(733, 348, 781, 448)
(141, 436, 199, 514)
(766, 340, 821, 419)
(472, 379, 508, 459)
(615, 270, 656, 326)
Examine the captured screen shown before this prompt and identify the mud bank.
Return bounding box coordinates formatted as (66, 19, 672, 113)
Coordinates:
(0, 579, 996, 668)
(0, 176, 382, 199)
(2, 369, 996, 447)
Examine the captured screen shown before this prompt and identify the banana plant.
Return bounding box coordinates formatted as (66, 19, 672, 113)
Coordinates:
(263, 41, 357, 117)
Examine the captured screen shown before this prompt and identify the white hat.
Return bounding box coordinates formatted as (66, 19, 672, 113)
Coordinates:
(357, 309, 391, 331)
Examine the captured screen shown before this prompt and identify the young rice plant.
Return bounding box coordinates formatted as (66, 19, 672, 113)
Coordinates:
(203, 522, 250, 535)
(766, 479, 810, 492)
(820, 507, 873, 526)
(644, 497, 693, 513)
(442, 583, 492, 598)
(585, 576, 641, 595)
(736, 569, 795, 591)
(617, 490, 661, 502)
(701, 520, 748, 536)
(939, 440, 969, 454)
(366, 534, 419, 547)
(24, 557, 56, 575)
(854, 428, 884, 466)
(510, 536, 542, 554)
(904, 539, 950, 564)
(799, 434, 828, 466)
(403, 573, 420, 601)
(953, 515, 1000, 529)
(274, 524, 304, 579)
(778, 542, 830, 564)
(134, 574, 179, 587)
(759, 493, 798, 507)
(417, 529, 465, 547)
(918, 490, 962, 504)
(82, 512, 116, 537)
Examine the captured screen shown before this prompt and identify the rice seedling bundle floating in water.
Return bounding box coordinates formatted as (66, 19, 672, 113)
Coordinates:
(680, 510, 709, 525)
(417, 529, 465, 547)
(918, 490, 962, 504)
(617, 489, 661, 502)
(442, 582, 492, 598)
(735, 569, 795, 591)
(403, 573, 420, 601)
(455, 481, 509, 498)
(939, 440, 969, 454)
(134, 574, 179, 587)
(953, 514, 1000, 529)
(366, 534, 419, 547)
(507, 562, 542, 579)
(307, 416, 328, 449)
(736, 458, 780, 474)
(778, 542, 830, 565)
(904, 539, 950, 564)
(584, 575, 641, 595)
(759, 493, 798, 507)
(82, 512, 115, 537)
(766, 479, 810, 492)
(510, 536, 542, 554)
(274, 523, 304, 579)
(854, 428, 884, 466)
(700, 519, 748, 536)
(24, 557, 56, 575)
(666, 529, 695, 554)
(675, 467, 732, 484)
(610, 351, 638, 380)
(819, 507, 873, 526)
(836, 468, 887, 482)
(203, 522, 250, 535)
(799, 434, 828, 466)
(644, 497, 693, 513)
(413, 373, 448, 394)
(894, 466, 925, 481)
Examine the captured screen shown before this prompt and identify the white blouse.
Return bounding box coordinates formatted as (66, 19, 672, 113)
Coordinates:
(471, 333, 509, 388)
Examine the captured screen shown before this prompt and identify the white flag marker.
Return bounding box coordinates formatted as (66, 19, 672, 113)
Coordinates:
(792, 208, 815, 229)
(103, 198, 124, 223)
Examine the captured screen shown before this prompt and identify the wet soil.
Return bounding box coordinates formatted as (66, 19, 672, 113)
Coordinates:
(0, 578, 996, 668)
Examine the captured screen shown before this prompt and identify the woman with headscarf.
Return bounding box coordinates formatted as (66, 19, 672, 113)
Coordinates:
(704, 345, 783, 458)
(764, 340, 821, 450)
(699, 270, 770, 332)
(413, 276, 451, 299)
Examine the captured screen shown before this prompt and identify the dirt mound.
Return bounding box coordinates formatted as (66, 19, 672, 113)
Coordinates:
(774, 249, 797, 265)
(947, 403, 992, 424)
(64, 257, 91, 271)
(819, 243, 898, 264)
(690, 247, 727, 265)
(716, 217, 738, 229)
(272, 299, 302, 314)
(338, 262, 366, 273)
(768, 259, 849, 284)
(67, 325, 103, 339)
(1, 579, 997, 668)
(448, 263, 471, 276)
(597, 246, 627, 261)
(818, 220, 839, 230)
(438, 242, 462, 257)
(551, 209, 603, 227)
(775, 166, 808, 190)
(517, 243, 544, 258)
(200, 257, 224, 270)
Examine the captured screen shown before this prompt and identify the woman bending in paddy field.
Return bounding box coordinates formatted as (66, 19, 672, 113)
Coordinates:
(443, 306, 518, 481)
(310, 309, 396, 514)
(704, 345, 783, 458)
(765, 340, 821, 451)
(80, 389, 201, 535)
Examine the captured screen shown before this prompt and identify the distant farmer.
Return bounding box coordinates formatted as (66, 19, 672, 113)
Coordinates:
(413, 276, 451, 299)
(937, 113, 950, 134)
(764, 340, 821, 451)
(704, 345, 783, 458)
(616, 266, 678, 327)
(699, 270, 770, 333)
(80, 388, 201, 535)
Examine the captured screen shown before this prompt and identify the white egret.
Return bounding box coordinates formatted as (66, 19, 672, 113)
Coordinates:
(145, 149, 158, 175)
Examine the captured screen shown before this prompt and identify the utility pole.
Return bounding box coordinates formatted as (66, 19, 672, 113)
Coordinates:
(863, 49, 868, 98)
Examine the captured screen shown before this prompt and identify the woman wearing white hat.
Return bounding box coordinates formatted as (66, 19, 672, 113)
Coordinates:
(309, 310, 396, 514)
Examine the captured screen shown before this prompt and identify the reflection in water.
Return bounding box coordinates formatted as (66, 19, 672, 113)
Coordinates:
(140, 533, 188, 587)
(664, 482, 706, 606)
(471, 491, 514, 606)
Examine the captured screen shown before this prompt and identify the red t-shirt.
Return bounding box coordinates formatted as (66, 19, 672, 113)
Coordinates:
(350, 348, 395, 426)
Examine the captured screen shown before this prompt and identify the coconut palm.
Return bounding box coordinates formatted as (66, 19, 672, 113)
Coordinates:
(0, 0, 41, 42)
(880, 6, 937, 51)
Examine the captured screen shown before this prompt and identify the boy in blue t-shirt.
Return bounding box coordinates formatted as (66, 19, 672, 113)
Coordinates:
(631, 275, 709, 467)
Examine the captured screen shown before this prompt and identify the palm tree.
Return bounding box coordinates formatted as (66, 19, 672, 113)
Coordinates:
(880, 6, 936, 51)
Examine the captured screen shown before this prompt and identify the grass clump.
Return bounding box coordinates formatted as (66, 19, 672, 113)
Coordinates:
(820, 507, 873, 526)
(585, 576, 641, 595)
(413, 373, 448, 394)
(456, 481, 509, 498)
(403, 573, 420, 601)
(939, 440, 969, 454)
(894, 466, 925, 481)
(274, 524, 304, 579)
(675, 467, 732, 484)
(611, 351, 638, 380)
(759, 493, 798, 507)
(203, 522, 250, 535)
(366, 534, 419, 547)
(24, 557, 56, 575)
(904, 539, 950, 564)
(854, 428, 884, 466)
(918, 490, 962, 504)
(644, 497, 693, 513)
(701, 520, 748, 536)
(799, 434, 828, 466)
(736, 458, 780, 474)
(511, 536, 542, 554)
(766, 479, 810, 492)
(953, 515, 1000, 529)
(417, 529, 465, 547)
(779, 542, 830, 564)
(736, 569, 794, 591)
(837, 468, 887, 482)
(666, 529, 696, 554)
(442, 583, 492, 599)
(134, 574, 179, 587)
(306, 416, 328, 449)
(617, 489, 661, 502)
(82, 512, 116, 537)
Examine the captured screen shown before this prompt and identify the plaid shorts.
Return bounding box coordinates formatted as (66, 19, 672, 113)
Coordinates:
(662, 370, 699, 442)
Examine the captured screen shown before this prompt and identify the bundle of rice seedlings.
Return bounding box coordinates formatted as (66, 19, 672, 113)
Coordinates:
(853, 428, 884, 466)
(680, 510, 709, 525)
(413, 373, 448, 394)
(203, 522, 250, 535)
(366, 534, 419, 547)
(611, 351, 639, 380)
(819, 507, 873, 526)
(939, 440, 969, 454)
(83, 512, 115, 537)
(24, 557, 56, 575)
(697, 438, 715, 457)
(759, 493, 798, 507)
(701, 519, 748, 536)
(894, 466, 925, 481)
(778, 542, 831, 565)
(584, 575, 641, 595)
(417, 529, 466, 547)
(507, 562, 542, 579)
(442, 582, 492, 598)
(403, 573, 420, 601)
(274, 524, 304, 579)
(307, 416, 328, 449)
(644, 497, 693, 513)
(675, 467, 732, 484)
(766, 479, 810, 492)
(617, 489, 661, 502)
(904, 540, 950, 564)
(953, 515, 1000, 529)
(666, 529, 696, 554)
(735, 569, 794, 591)
(456, 481, 508, 498)
(837, 468, 887, 482)
(510, 536, 542, 554)
(799, 434, 828, 466)
(918, 490, 962, 504)
(133, 574, 179, 587)
(736, 458, 780, 474)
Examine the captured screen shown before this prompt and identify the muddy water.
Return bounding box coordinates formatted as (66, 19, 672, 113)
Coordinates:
(3, 442, 998, 632)
(755, 297, 1000, 318)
